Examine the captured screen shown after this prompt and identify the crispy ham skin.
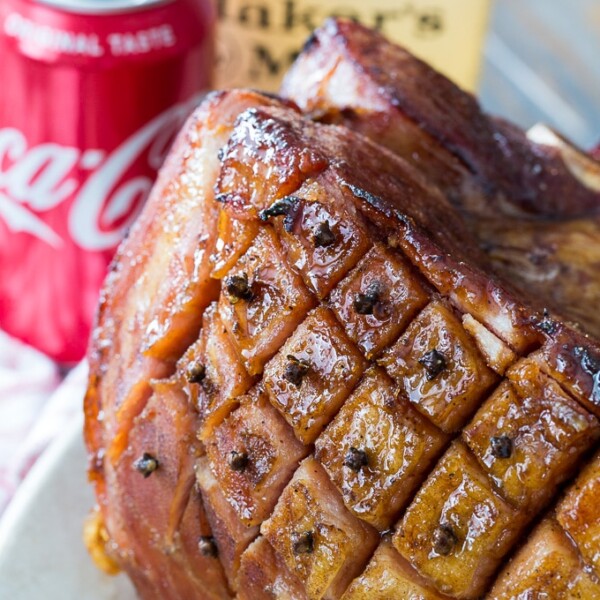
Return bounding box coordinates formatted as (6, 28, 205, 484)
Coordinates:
(86, 24, 600, 600)
(282, 18, 600, 339)
(491, 452, 600, 599)
(84, 90, 288, 598)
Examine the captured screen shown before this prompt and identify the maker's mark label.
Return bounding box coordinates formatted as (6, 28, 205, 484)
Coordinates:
(215, 0, 491, 92)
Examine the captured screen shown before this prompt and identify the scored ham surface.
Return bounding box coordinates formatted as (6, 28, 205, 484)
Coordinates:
(84, 19, 600, 600)
(282, 18, 600, 340)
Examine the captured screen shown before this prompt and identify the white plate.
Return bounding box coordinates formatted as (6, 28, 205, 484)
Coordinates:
(0, 414, 137, 600)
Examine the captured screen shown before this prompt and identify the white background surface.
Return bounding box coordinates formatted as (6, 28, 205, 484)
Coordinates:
(0, 415, 137, 600)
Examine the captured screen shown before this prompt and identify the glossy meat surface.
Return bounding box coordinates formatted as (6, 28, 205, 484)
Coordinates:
(205, 389, 308, 526)
(84, 90, 284, 598)
(237, 536, 308, 600)
(85, 24, 600, 600)
(464, 361, 599, 511)
(262, 458, 378, 600)
(263, 307, 367, 444)
(315, 367, 447, 530)
(379, 300, 498, 433)
(556, 452, 600, 578)
(491, 452, 600, 598)
(329, 244, 430, 359)
(282, 18, 600, 340)
(342, 542, 451, 600)
(489, 519, 600, 599)
(394, 441, 524, 598)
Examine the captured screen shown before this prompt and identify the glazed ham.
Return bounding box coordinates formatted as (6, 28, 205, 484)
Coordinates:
(84, 19, 600, 600)
(282, 18, 600, 340)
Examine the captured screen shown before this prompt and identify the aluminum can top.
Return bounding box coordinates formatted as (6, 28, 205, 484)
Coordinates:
(32, 0, 173, 15)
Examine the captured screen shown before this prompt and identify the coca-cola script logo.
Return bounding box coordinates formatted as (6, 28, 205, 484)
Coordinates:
(0, 95, 203, 251)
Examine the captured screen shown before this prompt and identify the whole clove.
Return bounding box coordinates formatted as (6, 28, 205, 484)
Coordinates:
(313, 221, 335, 247)
(186, 361, 206, 384)
(133, 453, 159, 478)
(418, 349, 447, 380)
(353, 282, 383, 315)
(284, 355, 310, 387)
(432, 523, 457, 556)
(490, 435, 513, 459)
(344, 447, 369, 471)
(198, 536, 218, 558)
(228, 450, 249, 472)
(258, 196, 300, 232)
(537, 308, 558, 335)
(292, 530, 314, 555)
(224, 273, 253, 304)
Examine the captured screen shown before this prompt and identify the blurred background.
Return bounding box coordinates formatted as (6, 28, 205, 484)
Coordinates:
(480, 0, 599, 148)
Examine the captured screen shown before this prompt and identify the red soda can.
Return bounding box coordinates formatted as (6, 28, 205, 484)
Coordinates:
(0, 0, 214, 363)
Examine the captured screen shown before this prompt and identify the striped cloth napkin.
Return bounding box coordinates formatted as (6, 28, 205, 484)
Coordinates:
(0, 330, 87, 515)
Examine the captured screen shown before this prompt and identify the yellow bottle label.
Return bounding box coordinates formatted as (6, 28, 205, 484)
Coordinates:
(215, 0, 492, 92)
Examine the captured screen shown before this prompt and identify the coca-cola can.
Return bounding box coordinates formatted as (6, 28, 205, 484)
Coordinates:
(0, 0, 214, 363)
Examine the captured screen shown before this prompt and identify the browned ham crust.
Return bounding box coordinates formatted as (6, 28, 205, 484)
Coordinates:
(85, 20, 600, 600)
